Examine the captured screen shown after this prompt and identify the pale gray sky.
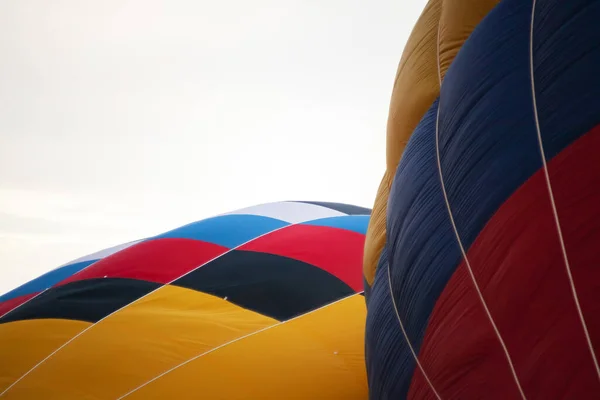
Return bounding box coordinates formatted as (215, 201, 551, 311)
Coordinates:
(0, 0, 426, 295)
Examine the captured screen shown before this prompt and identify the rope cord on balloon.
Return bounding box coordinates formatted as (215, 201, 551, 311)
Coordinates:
(115, 291, 363, 399)
(0, 220, 312, 398)
(528, 0, 600, 381)
(386, 264, 442, 399)
(433, 15, 528, 400)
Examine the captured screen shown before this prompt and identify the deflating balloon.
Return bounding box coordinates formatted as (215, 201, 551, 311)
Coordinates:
(365, 0, 600, 399)
(0, 201, 371, 399)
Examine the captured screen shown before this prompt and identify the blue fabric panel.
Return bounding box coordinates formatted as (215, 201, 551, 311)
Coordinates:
(369, 99, 460, 398)
(438, 0, 600, 252)
(0, 260, 97, 303)
(152, 214, 290, 248)
(302, 215, 370, 235)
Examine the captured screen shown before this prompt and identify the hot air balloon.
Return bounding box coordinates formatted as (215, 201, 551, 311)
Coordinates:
(0, 201, 370, 399)
(364, 0, 600, 399)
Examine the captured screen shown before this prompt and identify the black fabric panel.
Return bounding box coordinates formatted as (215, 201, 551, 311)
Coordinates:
(0, 278, 159, 324)
(173, 250, 355, 321)
(293, 201, 372, 215)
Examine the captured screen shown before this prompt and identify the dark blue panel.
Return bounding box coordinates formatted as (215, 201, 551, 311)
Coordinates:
(0, 278, 159, 324)
(438, 0, 540, 250)
(295, 201, 372, 215)
(0, 260, 97, 303)
(173, 250, 354, 321)
(388, 99, 461, 347)
(302, 215, 370, 235)
(533, 0, 600, 154)
(375, 99, 461, 398)
(152, 214, 289, 248)
(365, 247, 416, 400)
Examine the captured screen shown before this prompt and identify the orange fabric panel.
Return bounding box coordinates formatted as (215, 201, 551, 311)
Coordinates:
(2, 285, 277, 399)
(123, 294, 368, 400)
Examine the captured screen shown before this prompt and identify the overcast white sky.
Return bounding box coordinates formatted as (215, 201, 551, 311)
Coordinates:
(0, 0, 426, 295)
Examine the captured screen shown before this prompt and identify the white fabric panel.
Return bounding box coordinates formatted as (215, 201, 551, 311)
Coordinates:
(56, 240, 144, 269)
(220, 201, 347, 224)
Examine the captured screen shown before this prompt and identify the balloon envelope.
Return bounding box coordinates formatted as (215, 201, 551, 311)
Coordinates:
(1, 201, 371, 399)
(365, 0, 600, 399)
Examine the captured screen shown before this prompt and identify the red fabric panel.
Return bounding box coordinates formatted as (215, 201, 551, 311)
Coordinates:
(0, 293, 37, 317)
(409, 126, 600, 399)
(239, 224, 365, 292)
(57, 238, 228, 286)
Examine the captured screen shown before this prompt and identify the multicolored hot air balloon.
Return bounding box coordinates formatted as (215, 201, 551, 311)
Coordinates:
(364, 0, 600, 399)
(0, 201, 370, 399)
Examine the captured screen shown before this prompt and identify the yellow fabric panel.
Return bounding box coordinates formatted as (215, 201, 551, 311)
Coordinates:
(0, 319, 90, 393)
(363, 0, 499, 286)
(125, 294, 368, 400)
(3, 285, 278, 400)
(438, 0, 500, 81)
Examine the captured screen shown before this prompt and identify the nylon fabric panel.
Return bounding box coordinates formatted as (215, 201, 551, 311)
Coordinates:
(58, 238, 228, 286)
(437, 0, 500, 80)
(0, 240, 142, 303)
(0, 319, 91, 393)
(123, 295, 368, 400)
(302, 215, 370, 235)
(365, 248, 419, 399)
(363, 170, 394, 288)
(368, 99, 462, 399)
(239, 224, 365, 291)
(295, 201, 371, 215)
(436, 0, 600, 255)
(532, 0, 600, 157)
(221, 201, 347, 223)
(385, 0, 440, 171)
(152, 214, 289, 248)
(368, 1, 561, 396)
(409, 126, 600, 399)
(56, 239, 144, 267)
(0, 278, 160, 324)
(173, 250, 355, 321)
(0, 260, 96, 304)
(367, 0, 600, 398)
(363, 0, 498, 287)
(1, 285, 277, 399)
(387, 0, 500, 173)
